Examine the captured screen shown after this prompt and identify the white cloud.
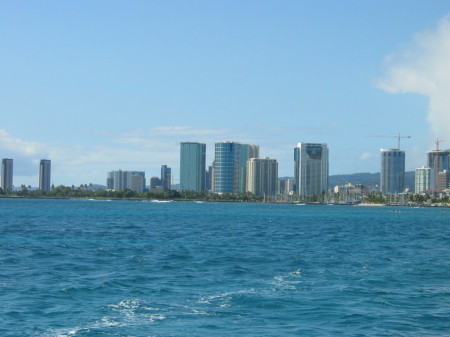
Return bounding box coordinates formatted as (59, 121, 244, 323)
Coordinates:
(0, 127, 250, 186)
(359, 152, 373, 160)
(376, 15, 450, 136)
(0, 129, 47, 157)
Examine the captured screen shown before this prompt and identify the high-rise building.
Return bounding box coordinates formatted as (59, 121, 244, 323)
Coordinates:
(380, 149, 405, 194)
(112, 170, 126, 191)
(213, 141, 241, 193)
(39, 159, 51, 191)
(106, 171, 114, 190)
(161, 165, 172, 191)
(415, 166, 434, 193)
(128, 171, 146, 193)
(205, 165, 213, 191)
(1, 158, 13, 191)
(427, 149, 450, 188)
(294, 143, 329, 196)
(239, 144, 259, 193)
(107, 170, 146, 192)
(180, 142, 206, 192)
(437, 170, 450, 190)
(246, 158, 278, 196)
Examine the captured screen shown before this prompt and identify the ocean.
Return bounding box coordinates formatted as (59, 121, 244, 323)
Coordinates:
(0, 199, 449, 336)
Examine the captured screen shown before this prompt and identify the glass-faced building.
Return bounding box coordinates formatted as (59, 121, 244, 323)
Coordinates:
(180, 142, 206, 192)
(39, 159, 51, 192)
(294, 143, 329, 197)
(213, 142, 259, 194)
(1, 158, 13, 191)
(380, 149, 405, 194)
(213, 141, 241, 193)
(161, 165, 172, 191)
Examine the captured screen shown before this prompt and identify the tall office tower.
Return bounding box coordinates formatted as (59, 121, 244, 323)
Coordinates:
(246, 158, 278, 196)
(180, 142, 206, 192)
(437, 170, 450, 190)
(1, 158, 13, 191)
(415, 166, 434, 193)
(205, 165, 213, 191)
(39, 159, 51, 191)
(380, 149, 405, 194)
(427, 149, 450, 187)
(213, 141, 241, 193)
(106, 171, 114, 190)
(239, 144, 259, 193)
(294, 143, 329, 196)
(160, 165, 172, 191)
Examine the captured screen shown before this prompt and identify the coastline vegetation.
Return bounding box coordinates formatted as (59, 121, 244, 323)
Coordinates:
(0, 185, 448, 205)
(0, 185, 264, 202)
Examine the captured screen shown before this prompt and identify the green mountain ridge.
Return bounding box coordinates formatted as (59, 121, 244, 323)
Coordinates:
(329, 171, 415, 191)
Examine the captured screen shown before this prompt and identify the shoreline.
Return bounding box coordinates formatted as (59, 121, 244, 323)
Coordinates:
(1, 196, 449, 208)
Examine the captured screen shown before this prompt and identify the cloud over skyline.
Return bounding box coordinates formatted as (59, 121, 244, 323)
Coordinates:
(376, 15, 450, 137)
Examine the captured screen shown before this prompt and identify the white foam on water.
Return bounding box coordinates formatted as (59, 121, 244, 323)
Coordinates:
(108, 299, 167, 324)
(46, 315, 126, 337)
(198, 288, 257, 307)
(271, 269, 303, 290)
(46, 299, 167, 336)
(47, 326, 88, 337)
(187, 309, 213, 315)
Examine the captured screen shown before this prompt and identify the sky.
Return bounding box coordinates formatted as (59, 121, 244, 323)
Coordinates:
(1, 1, 450, 187)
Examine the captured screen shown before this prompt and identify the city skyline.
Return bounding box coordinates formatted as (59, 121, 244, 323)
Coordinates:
(2, 138, 450, 189)
(1, 2, 450, 186)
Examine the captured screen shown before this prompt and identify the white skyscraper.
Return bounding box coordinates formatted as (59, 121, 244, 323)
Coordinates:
(415, 166, 434, 193)
(294, 143, 329, 196)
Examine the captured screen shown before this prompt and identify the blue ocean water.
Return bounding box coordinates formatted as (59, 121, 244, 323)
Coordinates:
(0, 199, 449, 336)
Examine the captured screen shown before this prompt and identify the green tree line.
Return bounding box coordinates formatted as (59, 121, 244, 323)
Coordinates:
(0, 185, 264, 202)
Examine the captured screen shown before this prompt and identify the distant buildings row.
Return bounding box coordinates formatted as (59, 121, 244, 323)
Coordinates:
(1, 159, 51, 191)
(176, 142, 449, 196)
(378, 146, 450, 194)
(106, 165, 172, 193)
(107, 141, 328, 197)
(3, 141, 449, 197)
(415, 148, 450, 193)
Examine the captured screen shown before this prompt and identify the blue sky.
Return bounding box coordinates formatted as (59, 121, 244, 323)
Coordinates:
(1, 1, 450, 186)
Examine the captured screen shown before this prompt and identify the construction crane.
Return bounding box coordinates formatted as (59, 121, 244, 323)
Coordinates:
(433, 138, 444, 189)
(435, 138, 444, 151)
(368, 133, 412, 149)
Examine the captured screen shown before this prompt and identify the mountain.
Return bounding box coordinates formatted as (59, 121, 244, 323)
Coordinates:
(329, 171, 415, 191)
